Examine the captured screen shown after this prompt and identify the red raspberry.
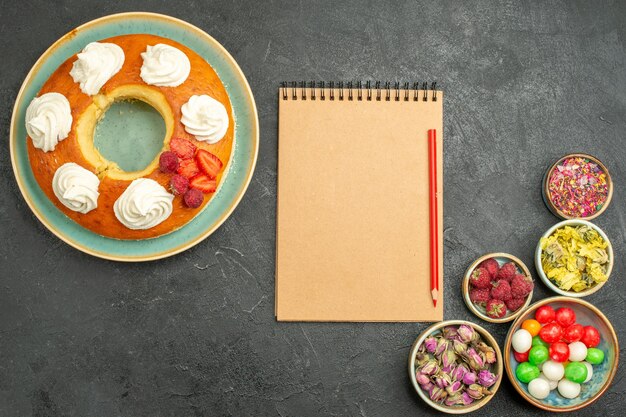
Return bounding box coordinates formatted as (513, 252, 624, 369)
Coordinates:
(510, 274, 534, 298)
(496, 262, 517, 282)
(169, 174, 189, 196)
(478, 258, 500, 279)
(183, 188, 204, 208)
(469, 288, 490, 306)
(486, 299, 507, 318)
(491, 279, 512, 301)
(505, 297, 526, 312)
(469, 267, 491, 289)
(159, 151, 179, 173)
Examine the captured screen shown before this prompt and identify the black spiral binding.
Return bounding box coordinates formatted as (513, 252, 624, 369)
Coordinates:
(281, 81, 438, 102)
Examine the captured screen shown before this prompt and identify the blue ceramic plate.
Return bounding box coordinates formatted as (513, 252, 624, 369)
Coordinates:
(504, 297, 619, 412)
(10, 13, 259, 261)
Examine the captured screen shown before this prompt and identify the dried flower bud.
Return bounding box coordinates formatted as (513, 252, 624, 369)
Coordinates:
(453, 339, 466, 355)
(434, 373, 451, 388)
(444, 393, 462, 406)
(441, 349, 458, 369)
(457, 324, 475, 343)
(466, 384, 486, 400)
(462, 371, 477, 385)
(465, 347, 484, 371)
(466, 384, 492, 400)
(420, 359, 440, 376)
(461, 392, 474, 405)
(475, 342, 497, 364)
(424, 336, 437, 353)
(420, 381, 434, 392)
(451, 363, 468, 382)
(442, 326, 459, 340)
(434, 338, 449, 357)
(415, 371, 431, 386)
(429, 386, 448, 403)
(445, 380, 463, 396)
(478, 370, 497, 387)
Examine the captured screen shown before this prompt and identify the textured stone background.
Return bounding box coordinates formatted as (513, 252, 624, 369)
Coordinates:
(0, 1, 624, 416)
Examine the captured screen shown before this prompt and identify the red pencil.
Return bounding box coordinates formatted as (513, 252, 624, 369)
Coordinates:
(428, 129, 439, 308)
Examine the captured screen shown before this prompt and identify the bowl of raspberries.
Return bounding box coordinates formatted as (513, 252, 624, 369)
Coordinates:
(463, 253, 535, 323)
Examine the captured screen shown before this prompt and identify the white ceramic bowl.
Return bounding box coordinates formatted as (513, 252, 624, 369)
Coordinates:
(535, 219, 613, 297)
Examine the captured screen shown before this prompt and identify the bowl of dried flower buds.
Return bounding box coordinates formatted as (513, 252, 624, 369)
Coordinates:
(408, 320, 503, 414)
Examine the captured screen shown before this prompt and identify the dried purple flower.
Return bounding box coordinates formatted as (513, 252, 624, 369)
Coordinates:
(442, 326, 459, 340)
(464, 347, 485, 371)
(419, 359, 440, 376)
(421, 381, 434, 393)
(466, 384, 491, 400)
(478, 370, 497, 387)
(457, 324, 475, 343)
(460, 392, 474, 405)
(444, 394, 462, 406)
(452, 339, 466, 355)
(429, 386, 448, 402)
(434, 338, 449, 357)
(441, 349, 457, 369)
(434, 373, 451, 388)
(462, 371, 477, 385)
(451, 363, 468, 382)
(445, 380, 463, 396)
(424, 336, 437, 353)
(475, 342, 497, 364)
(415, 371, 431, 386)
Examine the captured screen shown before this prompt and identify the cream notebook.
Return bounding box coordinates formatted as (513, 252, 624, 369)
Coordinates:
(276, 82, 443, 322)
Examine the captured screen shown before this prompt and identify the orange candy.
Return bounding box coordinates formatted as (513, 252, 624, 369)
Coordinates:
(522, 319, 542, 336)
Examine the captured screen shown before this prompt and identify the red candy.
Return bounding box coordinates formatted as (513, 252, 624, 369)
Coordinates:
(535, 305, 555, 324)
(514, 350, 529, 363)
(563, 323, 584, 343)
(539, 322, 563, 343)
(555, 307, 576, 327)
(549, 342, 570, 362)
(581, 326, 601, 348)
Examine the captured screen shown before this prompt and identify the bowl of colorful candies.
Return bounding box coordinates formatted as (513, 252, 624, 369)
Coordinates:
(504, 297, 618, 412)
(409, 320, 503, 414)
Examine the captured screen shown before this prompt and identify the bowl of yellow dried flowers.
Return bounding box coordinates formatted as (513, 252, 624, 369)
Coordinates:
(535, 220, 613, 297)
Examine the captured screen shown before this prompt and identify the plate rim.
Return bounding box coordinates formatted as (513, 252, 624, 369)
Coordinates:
(9, 12, 259, 262)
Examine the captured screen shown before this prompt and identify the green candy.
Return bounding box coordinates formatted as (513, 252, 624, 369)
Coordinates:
(586, 348, 605, 365)
(528, 345, 549, 366)
(532, 335, 549, 348)
(565, 362, 588, 383)
(516, 362, 540, 384)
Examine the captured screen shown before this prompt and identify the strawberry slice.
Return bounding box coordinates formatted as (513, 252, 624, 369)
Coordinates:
(195, 149, 223, 179)
(177, 158, 200, 178)
(170, 137, 197, 160)
(189, 174, 217, 194)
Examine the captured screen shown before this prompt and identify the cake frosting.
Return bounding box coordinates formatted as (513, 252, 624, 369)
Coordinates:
(181, 94, 229, 144)
(52, 163, 100, 214)
(25, 92, 72, 152)
(140, 44, 191, 87)
(70, 42, 125, 96)
(114, 178, 174, 230)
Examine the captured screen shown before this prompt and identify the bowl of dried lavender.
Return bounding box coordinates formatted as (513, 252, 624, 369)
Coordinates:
(408, 321, 503, 414)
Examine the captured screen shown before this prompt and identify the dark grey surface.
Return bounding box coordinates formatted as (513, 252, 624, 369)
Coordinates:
(0, 1, 624, 416)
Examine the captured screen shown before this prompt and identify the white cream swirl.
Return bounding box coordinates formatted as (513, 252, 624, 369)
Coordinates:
(114, 179, 174, 230)
(140, 44, 191, 87)
(52, 163, 100, 214)
(70, 42, 124, 96)
(25, 92, 72, 152)
(181, 95, 229, 144)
